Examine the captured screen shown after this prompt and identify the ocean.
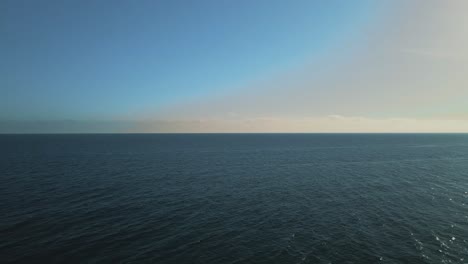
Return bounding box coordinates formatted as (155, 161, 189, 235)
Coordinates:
(1, 134, 467, 263)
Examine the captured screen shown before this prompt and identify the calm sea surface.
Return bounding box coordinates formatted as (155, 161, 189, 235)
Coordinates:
(1, 134, 468, 263)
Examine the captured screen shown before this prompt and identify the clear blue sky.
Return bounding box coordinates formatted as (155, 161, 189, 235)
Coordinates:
(2, 0, 378, 120)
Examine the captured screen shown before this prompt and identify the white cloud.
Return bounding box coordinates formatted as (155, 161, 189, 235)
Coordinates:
(136, 116, 468, 133)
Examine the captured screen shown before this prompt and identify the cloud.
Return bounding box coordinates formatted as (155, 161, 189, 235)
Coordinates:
(2, 115, 467, 133)
(135, 116, 468, 133)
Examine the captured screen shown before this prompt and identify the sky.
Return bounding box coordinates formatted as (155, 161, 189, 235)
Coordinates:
(1, 0, 468, 133)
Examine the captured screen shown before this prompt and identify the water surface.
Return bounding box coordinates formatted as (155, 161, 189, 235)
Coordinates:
(1, 134, 467, 263)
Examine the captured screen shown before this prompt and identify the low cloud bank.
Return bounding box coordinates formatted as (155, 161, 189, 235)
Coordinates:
(4, 115, 466, 133)
(137, 116, 468, 133)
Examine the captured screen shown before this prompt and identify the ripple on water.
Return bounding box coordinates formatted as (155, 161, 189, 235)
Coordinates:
(1, 134, 468, 263)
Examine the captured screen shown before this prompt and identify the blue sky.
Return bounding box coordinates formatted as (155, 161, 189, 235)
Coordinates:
(2, 0, 468, 132)
(2, 0, 378, 120)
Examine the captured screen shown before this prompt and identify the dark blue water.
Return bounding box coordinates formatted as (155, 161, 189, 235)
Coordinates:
(1, 134, 468, 263)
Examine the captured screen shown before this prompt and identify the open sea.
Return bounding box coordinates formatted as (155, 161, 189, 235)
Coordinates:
(1, 134, 467, 263)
